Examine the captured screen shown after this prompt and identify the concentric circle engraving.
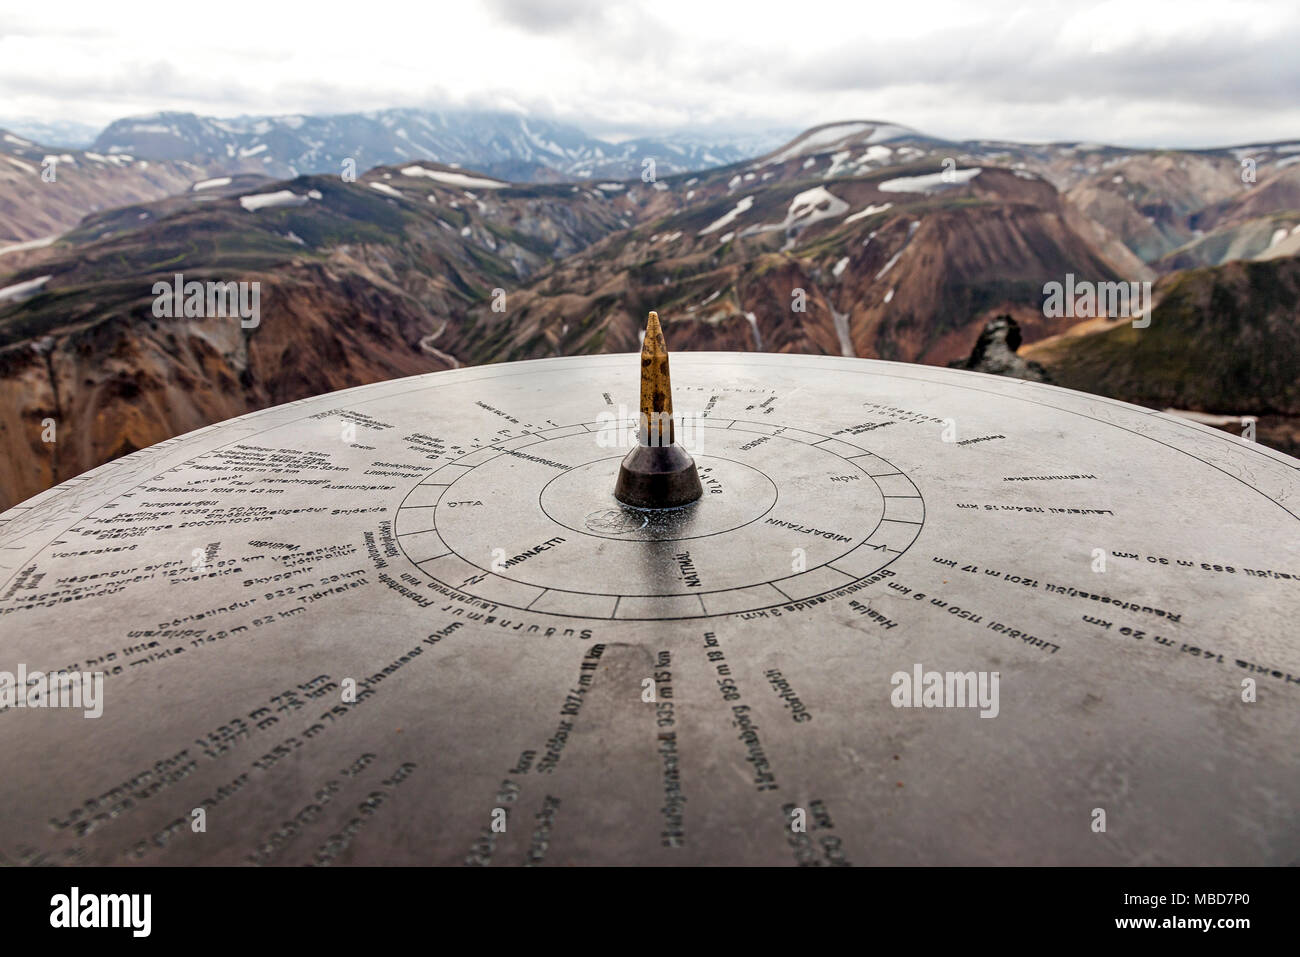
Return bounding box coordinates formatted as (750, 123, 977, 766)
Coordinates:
(395, 419, 923, 619)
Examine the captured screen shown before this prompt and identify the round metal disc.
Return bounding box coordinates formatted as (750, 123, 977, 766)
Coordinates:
(1, 353, 1297, 866)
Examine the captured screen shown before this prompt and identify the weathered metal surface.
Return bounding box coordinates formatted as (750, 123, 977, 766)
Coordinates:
(0, 352, 1297, 866)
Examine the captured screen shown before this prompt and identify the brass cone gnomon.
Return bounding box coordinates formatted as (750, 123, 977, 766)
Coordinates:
(613, 312, 704, 509)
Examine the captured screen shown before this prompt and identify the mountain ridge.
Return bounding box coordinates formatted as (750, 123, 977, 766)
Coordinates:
(2, 117, 1299, 507)
(90, 108, 795, 184)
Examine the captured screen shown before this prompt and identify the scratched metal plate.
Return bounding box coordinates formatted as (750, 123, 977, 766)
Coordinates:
(1, 353, 1297, 865)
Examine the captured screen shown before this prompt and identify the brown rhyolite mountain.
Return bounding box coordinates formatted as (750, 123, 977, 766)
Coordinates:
(460, 164, 1129, 366)
(0, 166, 636, 507)
(0, 129, 208, 245)
(3, 119, 1299, 508)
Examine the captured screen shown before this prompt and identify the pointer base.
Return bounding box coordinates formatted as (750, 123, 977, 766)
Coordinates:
(614, 444, 704, 509)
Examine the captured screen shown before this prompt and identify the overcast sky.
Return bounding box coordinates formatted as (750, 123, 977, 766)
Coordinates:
(2, 0, 1298, 147)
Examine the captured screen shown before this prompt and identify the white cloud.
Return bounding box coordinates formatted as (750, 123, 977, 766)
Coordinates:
(0, 0, 1295, 146)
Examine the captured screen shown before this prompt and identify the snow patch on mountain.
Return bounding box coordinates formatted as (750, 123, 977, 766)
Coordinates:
(239, 190, 310, 211)
(740, 187, 848, 243)
(0, 236, 58, 257)
(0, 274, 51, 303)
(879, 168, 981, 193)
(767, 122, 912, 166)
(845, 202, 892, 224)
(400, 166, 507, 189)
(768, 123, 872, 164)
(699, 196, 754, 235)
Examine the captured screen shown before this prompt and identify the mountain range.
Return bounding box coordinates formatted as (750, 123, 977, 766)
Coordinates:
(2, 116, 1298, 508)
(90, 109, 792, 184)
(0, 108, 790, 244)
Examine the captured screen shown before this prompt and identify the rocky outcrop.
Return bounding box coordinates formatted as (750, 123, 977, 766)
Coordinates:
(948, 315, 1051, 382)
